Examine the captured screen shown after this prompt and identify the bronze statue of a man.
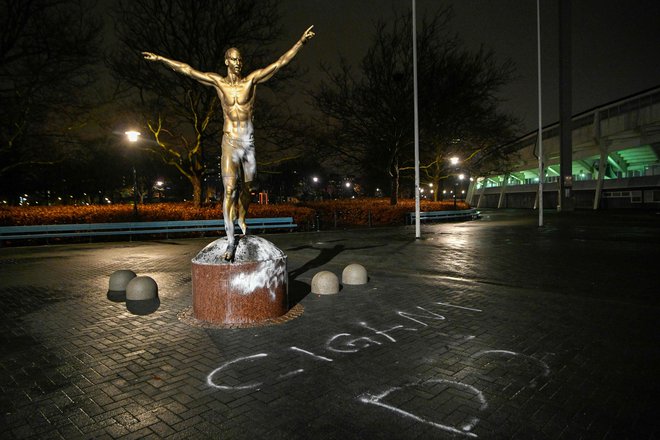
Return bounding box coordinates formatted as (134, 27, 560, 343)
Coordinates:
(143, 26, 315, 260)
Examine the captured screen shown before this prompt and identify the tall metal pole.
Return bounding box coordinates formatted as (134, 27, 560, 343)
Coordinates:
(125, 131, 141, 219)
(558, 0, 573, 211)
(132, 164, 138, 218)
(537, 0, 543, 227)
(412, 0, 421, 239)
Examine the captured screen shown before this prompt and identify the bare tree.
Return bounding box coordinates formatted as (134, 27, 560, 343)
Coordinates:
(109, 0, 302, 206)
(312, 17, 416, 205)
(311, 6, 518, 204)
(0, 0, 101, 182)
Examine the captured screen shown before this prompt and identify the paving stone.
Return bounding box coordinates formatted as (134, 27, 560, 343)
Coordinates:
(0, 210, 659, 438)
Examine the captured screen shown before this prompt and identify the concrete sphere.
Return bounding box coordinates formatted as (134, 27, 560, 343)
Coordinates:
(126, 276, 160, 315)
(107, 270, 136, 302)
(126, 276, 158, 300)
(311, 271, 339, 295)
(342, 264, 368, 285)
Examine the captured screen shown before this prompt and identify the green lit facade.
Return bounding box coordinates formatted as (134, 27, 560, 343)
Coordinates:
(468, 87, 660, 209)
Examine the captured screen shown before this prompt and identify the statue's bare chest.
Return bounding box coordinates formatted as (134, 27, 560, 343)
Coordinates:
(218, 80, 254, 106)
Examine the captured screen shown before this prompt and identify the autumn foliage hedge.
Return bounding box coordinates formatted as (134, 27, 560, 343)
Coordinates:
(0, 203, 315, 227)
(303, 198, 471, 228)
(0, 198, 471, 230)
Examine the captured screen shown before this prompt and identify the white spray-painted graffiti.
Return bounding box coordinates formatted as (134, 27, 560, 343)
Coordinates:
(206, 301, 551, 438)
(359, 379, 488, 438)
(206, 353, 268, 390)
(471, 349, 551, 388)
(207, 301, 470, 390)
(229, 259, 286, 301)
(326, 332, 382, 353)
(194, 236, 287, 301)
(396, 305, 446, 326)
(290, 346, 333, 362)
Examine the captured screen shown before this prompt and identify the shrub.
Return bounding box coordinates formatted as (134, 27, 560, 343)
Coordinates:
(0, 198, 470, 229)
(300, 198, 471, 228)
(0, 203, 315, 228)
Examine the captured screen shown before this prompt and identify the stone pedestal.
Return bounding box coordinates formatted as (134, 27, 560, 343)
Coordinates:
(191, 236, 288, 325)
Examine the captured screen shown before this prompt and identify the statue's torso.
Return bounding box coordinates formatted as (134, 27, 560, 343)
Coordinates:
(214, 76, 256, 140)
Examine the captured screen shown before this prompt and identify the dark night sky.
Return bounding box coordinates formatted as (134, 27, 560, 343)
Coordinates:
(275, 0, 660, 134)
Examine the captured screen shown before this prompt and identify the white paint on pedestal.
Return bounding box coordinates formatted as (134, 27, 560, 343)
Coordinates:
(192, 235, 287, 301)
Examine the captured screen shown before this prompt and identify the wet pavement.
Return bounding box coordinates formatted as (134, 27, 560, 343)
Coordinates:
(1, 208, 659, 439)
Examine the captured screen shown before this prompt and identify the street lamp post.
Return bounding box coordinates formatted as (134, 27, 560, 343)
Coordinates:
(311, 176, 320, 200)
(125, 131, 141, 218)
(412, 0, 421, 239)
(456, 173, 465, 208)
(450, 156, 460, 208)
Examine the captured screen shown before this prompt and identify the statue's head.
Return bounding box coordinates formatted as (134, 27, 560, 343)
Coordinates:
(225, 48, 242, 76)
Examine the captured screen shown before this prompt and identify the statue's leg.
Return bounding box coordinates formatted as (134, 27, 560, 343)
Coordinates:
(237, 144, 257, 236)
(237, 181, 252, 235)
(222, 177, 239, 260)
(221, 137, 241, 261)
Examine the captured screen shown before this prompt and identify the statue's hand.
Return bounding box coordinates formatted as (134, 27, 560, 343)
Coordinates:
(301, 25, 315, 43)
(142, 51, 158, 61)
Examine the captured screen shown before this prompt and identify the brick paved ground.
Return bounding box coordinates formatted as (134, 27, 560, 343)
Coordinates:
(1, 209, 658, 439)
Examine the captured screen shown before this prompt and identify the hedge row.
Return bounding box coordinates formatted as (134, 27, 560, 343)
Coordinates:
(304, 199, 471, 228)
(0, 198, 471, 229)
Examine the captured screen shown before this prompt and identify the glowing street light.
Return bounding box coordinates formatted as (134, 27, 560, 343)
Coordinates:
(125, 130, 141, 142)
(450, 156, 460, 166)
(125, 130, 141, 218)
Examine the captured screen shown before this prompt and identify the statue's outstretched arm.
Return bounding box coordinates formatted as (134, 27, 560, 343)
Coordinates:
(249, 26, 315, 84)
(142, 52, 217, 87)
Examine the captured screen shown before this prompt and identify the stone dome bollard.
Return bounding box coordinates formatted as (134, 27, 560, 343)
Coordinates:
(107, 269, 137, 302)
(311, 271, 339, 295)
(342, 264, 368, 285)
(125, 276, 160, 315)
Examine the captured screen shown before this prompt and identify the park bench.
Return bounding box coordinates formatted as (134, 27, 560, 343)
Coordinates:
(407, 208, 480, 224)
(0, 217, 297, 244)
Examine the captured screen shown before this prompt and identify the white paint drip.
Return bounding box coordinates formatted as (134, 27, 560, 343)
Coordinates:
(192, 235, 285, 265)
(358, 378, 487, 437)
(207, 353, 267, 390)
(326, 334, 384, 353)
(229, 259, 286, 301)
(347, 336, 382, 350)
(326, 333, 360, 353)
(233, 236, 284, 262)
(462, 417, 480, 432)
(278, 369, 304, 379)
(360, 322, 404, 343)
(428, 379, 488, 410)
(192, 236, 288, 300)
(435, 302, 483, 312)
(290, 346, 333, 362)
(397, 306, 446, 327)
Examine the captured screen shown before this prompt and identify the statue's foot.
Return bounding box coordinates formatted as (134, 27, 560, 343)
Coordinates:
(238, 220, 248, 236)
(223, 242, 237, 261)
